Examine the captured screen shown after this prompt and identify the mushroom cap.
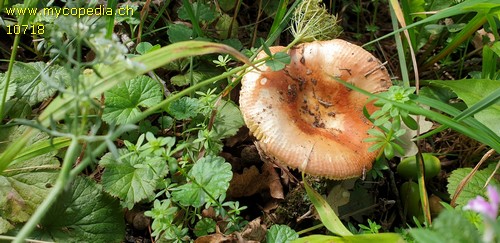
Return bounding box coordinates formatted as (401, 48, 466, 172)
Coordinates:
(239, 39, 391, 179)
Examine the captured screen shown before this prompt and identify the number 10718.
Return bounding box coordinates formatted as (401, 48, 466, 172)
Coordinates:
(6, 24, 45, 35)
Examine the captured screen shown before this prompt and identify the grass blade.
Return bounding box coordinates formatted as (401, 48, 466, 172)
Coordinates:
(303, 173, 353, 236)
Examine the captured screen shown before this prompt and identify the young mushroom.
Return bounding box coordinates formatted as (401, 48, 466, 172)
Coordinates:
(239, 39, 391, 179)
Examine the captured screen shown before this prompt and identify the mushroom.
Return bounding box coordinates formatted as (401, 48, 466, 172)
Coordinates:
(239, 39, 391, 179)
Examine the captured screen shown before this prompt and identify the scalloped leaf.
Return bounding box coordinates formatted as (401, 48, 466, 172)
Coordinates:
(99, 149, 168, 209)
(167, 96, 201, 120)
(213, 100, 244, 139)
(447, 164, 500, 207)
(102, 75, 163, 124)
(172, 156, 232, 207)
(266, 225, 298, 243)
(31, 177, 125, 242)
(11, 62, 69, 106)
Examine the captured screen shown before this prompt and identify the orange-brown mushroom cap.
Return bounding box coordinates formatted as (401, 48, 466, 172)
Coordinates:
(239, 39, 391, 179)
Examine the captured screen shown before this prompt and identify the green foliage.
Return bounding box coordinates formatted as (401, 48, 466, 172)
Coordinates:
(290, 0, 342, 42)
(359, 219, 382, 234)
(194, 218, 216, 237)
(144, 199, 184, 241)
(167, 23, 193, 43)
(261, 40, 291, 71)
(136, 42, 161, 55)
(33, 177, 125, 242)
(447, 164, 500, 207)
(266, 224, 299, 243)
(178, 2, 217, 23)
(303, 175, 353, 236)
(0, 74, 16, 106)
(211, 99, 245, 139)
(430, 79, 500, 137)
(0, 126, 60, 233)
(102, 75, 163, 125)
(365, 86, 419, 159)
(11, 62, 68, 106)
(100, 149, 166, 209)
(409, 209, 481, 243)
(100, 133, 173, 209)
(167, 96, 201, 120)
(293, 233, 405, 243)
(172, 155, 232, 207)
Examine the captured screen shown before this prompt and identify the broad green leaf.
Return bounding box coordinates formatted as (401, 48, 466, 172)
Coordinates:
(102, 75, 163, 125)
(303, 176, 353, 236)
(215, 14, 238, 39)
(266, 224, 298, 243)
(265, 52, 291, 71)
(11, 62, 69, 106)
(0, 73, 17, 104)
(136, 42, 152, 55)
(0, 40, 251, 174)
(172, 156, 232, 207)
(447, 164, 500, 207)
(292, 233, 404, 243)
(167, 24, 193, 43)
(100, 149, 168, 209)
(194, 218, 216, 237)
(170, 71, 206, 87)
(178, 2, 216, 22)
(167, 96, 201, 120)
(3, 99, 31, 119)
(0, 126, 59, 233)
(410, 209, 480, 243)
(212, 100, 244, 139)
(430, 79, 500, 136)
(32, 177, 125, 242)
(218, 0, 237, 12)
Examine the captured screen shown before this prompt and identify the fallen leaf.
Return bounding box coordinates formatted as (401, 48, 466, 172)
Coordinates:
(239, 217, 267, 242)
(195, 233, 235, 243)
(227, 163, 284, 199)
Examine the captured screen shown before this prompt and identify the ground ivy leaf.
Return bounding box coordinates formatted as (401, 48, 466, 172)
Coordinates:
(31, 177, 125, 243)
(266, 224, 298, 243)
(172, 156, 232, 207)
(100, 149, 168, 209)
(12, 62, 69, 106)
(167, 96, 201, 120)
(103, 75, 163, 124)
(213, 100, 244, 139)
(447, 164, 500, 207)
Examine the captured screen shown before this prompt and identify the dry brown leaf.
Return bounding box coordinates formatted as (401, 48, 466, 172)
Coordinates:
(195, 233, 235, 243)
(227, 163, 284, 199)
(239, 218, 267, 242)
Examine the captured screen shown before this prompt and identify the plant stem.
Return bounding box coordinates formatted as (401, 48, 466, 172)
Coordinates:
(0, 0, 38, 122)
(14, 138, 80, 243)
